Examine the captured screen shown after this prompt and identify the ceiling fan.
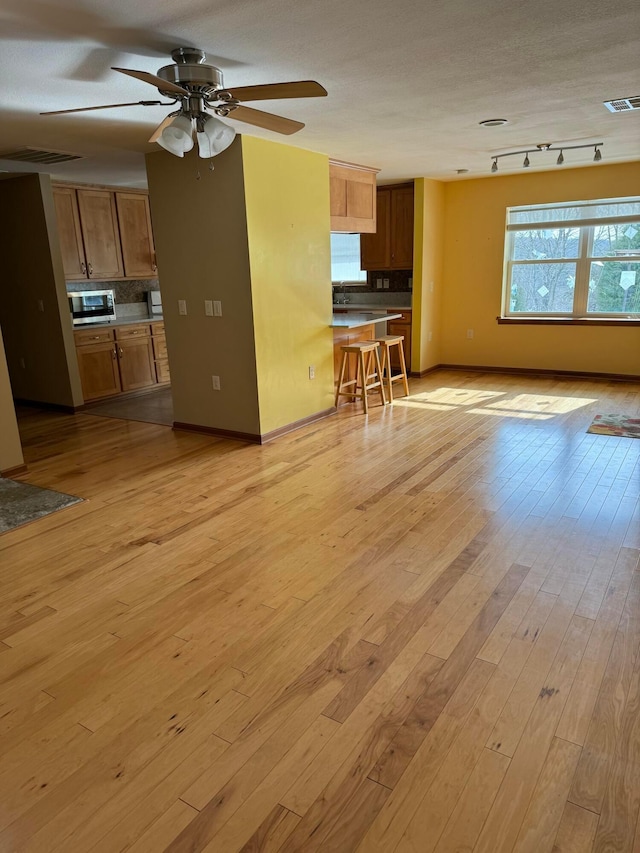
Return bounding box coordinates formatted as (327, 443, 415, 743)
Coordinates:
(41, 47, 327, 159)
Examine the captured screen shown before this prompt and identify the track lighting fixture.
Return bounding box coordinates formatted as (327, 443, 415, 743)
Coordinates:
(489, 142, 604, 173)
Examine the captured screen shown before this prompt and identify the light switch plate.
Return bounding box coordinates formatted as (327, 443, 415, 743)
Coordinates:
(204, 300, 214, 316)
(213, 300, 222, 317)
(178, 299, 187, 315)
(383, 279, 390, 289)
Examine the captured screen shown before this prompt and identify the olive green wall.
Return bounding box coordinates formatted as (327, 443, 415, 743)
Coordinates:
(0, 326, 23, 473)
(146, 140, 261, 435)
(0, 174, 82, 407)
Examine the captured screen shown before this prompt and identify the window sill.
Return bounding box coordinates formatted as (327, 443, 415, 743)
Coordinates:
(497, 317, 640, 327)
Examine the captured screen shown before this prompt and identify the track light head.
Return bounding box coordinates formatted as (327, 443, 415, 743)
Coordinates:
(557, 150, 564, 165)
(594, 146, 602, 162)
(523, 153, 530, 168)
(491, 159, 498, 173)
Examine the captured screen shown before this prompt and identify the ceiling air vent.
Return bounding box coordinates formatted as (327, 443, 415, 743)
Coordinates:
(603, 96, 640, 112)
(0, 147, 84, 164)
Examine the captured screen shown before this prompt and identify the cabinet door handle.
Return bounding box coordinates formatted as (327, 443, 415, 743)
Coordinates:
(112, 347, 117, 360)
(91, 335, 100, 340)
(88, 262, 93, 276)
(81, 261, 87, 275)
(118, 347, 123, 358)
(131, 330, 138, 334)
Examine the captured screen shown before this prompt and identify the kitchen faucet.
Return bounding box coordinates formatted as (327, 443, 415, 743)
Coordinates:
(334, 283, 350, 305)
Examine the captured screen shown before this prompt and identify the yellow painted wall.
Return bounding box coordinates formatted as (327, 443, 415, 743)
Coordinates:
(241, 136, 334, 435)
(0, 326, 23, 473)
(412, 178, 445, 373)
(439, 162, 640, 376)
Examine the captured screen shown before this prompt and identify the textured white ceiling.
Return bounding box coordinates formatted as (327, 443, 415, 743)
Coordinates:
(0, 0, 638, 187)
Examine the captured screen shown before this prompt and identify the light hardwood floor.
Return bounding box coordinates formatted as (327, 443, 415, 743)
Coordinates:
(1, 370, 639, 852)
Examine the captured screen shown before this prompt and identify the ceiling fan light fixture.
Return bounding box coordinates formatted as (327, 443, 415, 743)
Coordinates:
(157, 114, 194, 157)
(196, 114, 236, 159)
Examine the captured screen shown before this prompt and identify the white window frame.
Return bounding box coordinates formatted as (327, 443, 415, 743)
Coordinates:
(502, 197, 640, 319)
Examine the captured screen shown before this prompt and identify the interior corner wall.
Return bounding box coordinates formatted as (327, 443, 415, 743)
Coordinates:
(0, 174, 80, 406)
(0, 326, 23, 473)
(146, 141, 261, 435)
(440, 161, 640, 376)
(412, 178, 444, 373)
(241, 136, 333, 435)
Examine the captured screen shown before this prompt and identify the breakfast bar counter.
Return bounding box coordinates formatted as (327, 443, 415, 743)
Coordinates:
(330, 311, 403, 329)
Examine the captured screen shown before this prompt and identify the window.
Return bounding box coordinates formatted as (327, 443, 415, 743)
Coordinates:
(330, 233, 367, 284)
(503, 197, 640, 319)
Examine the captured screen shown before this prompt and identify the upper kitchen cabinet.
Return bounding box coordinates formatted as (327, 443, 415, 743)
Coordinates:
(76, 189, 124, 280)
(52, 186, 88, 280)
(115, 192, 157, 278)
(53, 184, 157, 282)
(361, 183, 415, 270)
(329, 160, 379, 233)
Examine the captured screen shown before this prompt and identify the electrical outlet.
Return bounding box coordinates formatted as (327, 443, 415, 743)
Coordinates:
(213, 300, 222, 317)
(308, 365, 315, 380)
(212, 375, 221, 391)
(204, 300, 214, 316)
(178, 299, 187, 315)
(383, 278, 390, 289)
(376, 278, 383, 289)
(467, 329, 474, 339)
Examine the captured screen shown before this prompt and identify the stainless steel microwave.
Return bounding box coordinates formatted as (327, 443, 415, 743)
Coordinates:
(68, 289, 116, 326)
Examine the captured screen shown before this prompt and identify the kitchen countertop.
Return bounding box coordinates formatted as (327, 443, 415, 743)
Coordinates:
(332, 303, 412, 311)
(331, 312, 403, 329)
(74, 315, 164, 329)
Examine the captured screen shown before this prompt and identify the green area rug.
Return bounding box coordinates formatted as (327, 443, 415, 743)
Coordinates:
(0, 479, 82, 534)
(586, 414, 640, 438)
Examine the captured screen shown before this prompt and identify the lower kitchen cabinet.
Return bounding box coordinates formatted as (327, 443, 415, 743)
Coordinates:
(116, 333, 156, 392)
(75, 322, 169, 402)
(75, 338, 121, 401)
(388, 310, 412, 371)
(151, 322, 170, 385)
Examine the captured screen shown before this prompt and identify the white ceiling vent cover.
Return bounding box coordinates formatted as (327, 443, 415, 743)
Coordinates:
(603, 97, 640, 112)
(0, 147, 84, 164)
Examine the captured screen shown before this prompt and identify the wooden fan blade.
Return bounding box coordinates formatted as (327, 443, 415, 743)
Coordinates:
(41, 101, 165, 116)
(228, 105, 304, 135)
(148, 115, 175, 143)
(227, 81, 327, 102)
(112, 67, 189, 97)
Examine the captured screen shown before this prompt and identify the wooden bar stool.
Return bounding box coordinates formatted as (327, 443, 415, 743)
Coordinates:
(335, 341, 387, 413)
(374, 335, 410, 402)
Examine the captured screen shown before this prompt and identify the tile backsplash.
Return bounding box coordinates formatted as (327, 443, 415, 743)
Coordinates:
(333, 269, 412, 296)
(65, 279, 160, 305)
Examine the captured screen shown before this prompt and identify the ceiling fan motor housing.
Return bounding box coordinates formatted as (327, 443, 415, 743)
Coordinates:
(157, 50, 225, 99)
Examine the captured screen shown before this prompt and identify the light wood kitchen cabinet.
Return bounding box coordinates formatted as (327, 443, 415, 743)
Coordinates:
(115, 192, 157, 278)
(76, 189, 124, 280)
(387, 309, 412, 371)
(53, 187, 87, 280)
(75, 323, 166, 401)
(74, 328, 121, 400)
(114, 326, 156, 392)
(329, 160, 379, 233)
(151, 322, 170, 384)
(361, 183, 414, 270)
(53, 184, 157, 282)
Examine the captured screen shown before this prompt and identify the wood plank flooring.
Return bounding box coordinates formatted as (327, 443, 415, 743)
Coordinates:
(1, 369, 639, 852)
